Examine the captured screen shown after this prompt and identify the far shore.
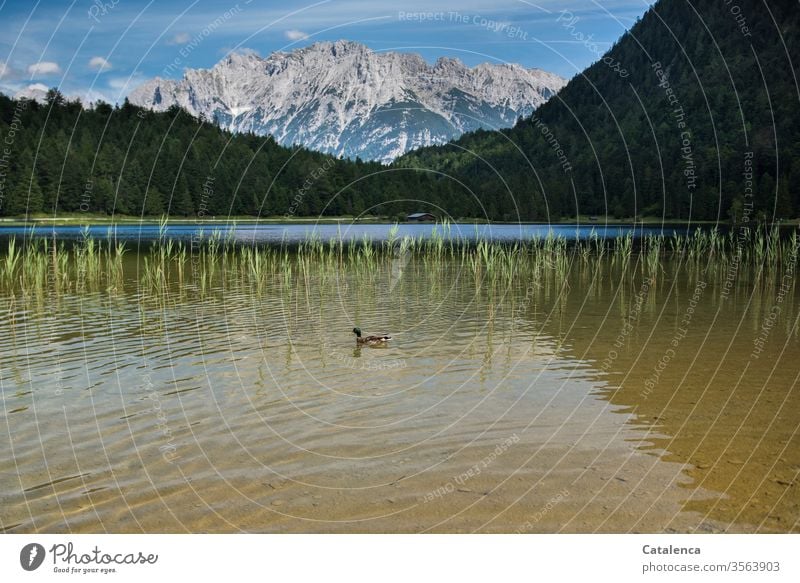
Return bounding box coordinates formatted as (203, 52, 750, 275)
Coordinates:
(0, 214, 787, 227)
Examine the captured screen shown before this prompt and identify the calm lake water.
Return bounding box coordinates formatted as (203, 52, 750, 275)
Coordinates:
(0, 238, 798, 533)
(0, 221, 700, 244)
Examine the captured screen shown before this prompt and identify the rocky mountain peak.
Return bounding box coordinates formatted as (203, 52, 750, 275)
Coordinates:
(129, 41, 566, 163)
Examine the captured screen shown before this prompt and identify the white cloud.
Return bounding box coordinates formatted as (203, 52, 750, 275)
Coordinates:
(75, 88, 116, 105)
(108, 77, 131, 90)
(284, 29, 309, 41)
(0, 61, 19, 80)
(14, 83, 50, 101)
(108, 73, 146, 97)
(27, 61, 61, 76)
(168, 32, 191, 45)
(89, 56, 112, 72)
(229, 47, 259, 56)
(11, 83, 118, 106)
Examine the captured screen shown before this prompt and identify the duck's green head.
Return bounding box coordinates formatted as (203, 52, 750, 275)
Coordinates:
(352, 327, 362, 338)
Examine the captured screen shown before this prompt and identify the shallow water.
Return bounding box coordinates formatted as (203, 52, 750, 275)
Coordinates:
(1, 252, 798, 533)
(0, 221, 693, 244)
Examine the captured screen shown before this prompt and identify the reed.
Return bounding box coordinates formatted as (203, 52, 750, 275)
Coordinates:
(1, 225, 796, 305)
(2, 238, 20, 285)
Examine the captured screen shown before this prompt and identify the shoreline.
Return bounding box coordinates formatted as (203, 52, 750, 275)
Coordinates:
(0, 214, 786, 228)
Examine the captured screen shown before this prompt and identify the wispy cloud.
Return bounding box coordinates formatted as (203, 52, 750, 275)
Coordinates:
(0, 0, 652, 90)
(108, 73, 147, 97)
(220, 46, 260, 56)
(88, 56, 113, 72)
(167, 31, 191, 45)
(0, 61, 20, 80)
(14, 83, 49, 100)
(27, 61, 61, 76)
(23, 82, 48, 92)
(108, 77, 132, 90)
(74, 88, 116, 105)
(284, 29, 309, 41)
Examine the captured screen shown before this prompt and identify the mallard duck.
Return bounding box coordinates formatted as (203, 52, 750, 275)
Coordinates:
(353, 327, 391, 345)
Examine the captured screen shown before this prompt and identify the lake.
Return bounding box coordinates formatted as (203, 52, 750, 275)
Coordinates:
(0, 228, 797, 533)
(0, 221, 703, 245)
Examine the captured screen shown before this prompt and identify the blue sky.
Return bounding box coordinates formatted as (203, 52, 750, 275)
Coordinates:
(0, 0, 652, 103)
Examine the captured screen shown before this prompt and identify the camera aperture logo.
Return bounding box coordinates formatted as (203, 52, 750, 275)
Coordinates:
(20, 543, 46, 571)
(18, 542, 158, 575)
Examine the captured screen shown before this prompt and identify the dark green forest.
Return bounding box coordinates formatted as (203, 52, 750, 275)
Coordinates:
(0, 0, 798, 221)
(401, 0, 800, 222)
(0, 92, 431, 218)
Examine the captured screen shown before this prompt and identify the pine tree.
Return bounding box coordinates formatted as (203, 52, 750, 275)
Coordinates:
(171, 174, 195, 216)
(7, 163, 44, 215)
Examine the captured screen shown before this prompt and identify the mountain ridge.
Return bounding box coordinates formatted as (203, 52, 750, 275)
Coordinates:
(3, 0, 796, 222)
(129, 40, 566, 163)
(399, 0, 800, 221)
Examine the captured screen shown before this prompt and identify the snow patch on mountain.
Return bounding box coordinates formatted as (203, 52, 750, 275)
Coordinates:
(130, 41, 566, 163)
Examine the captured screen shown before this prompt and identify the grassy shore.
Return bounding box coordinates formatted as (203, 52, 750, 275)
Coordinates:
(1, 223, 796, 300)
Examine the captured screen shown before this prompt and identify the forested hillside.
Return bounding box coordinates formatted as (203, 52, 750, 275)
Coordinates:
(400, 0, 800, 222)
(1, 0, 797, 221)
(0, 92, 429, 218)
